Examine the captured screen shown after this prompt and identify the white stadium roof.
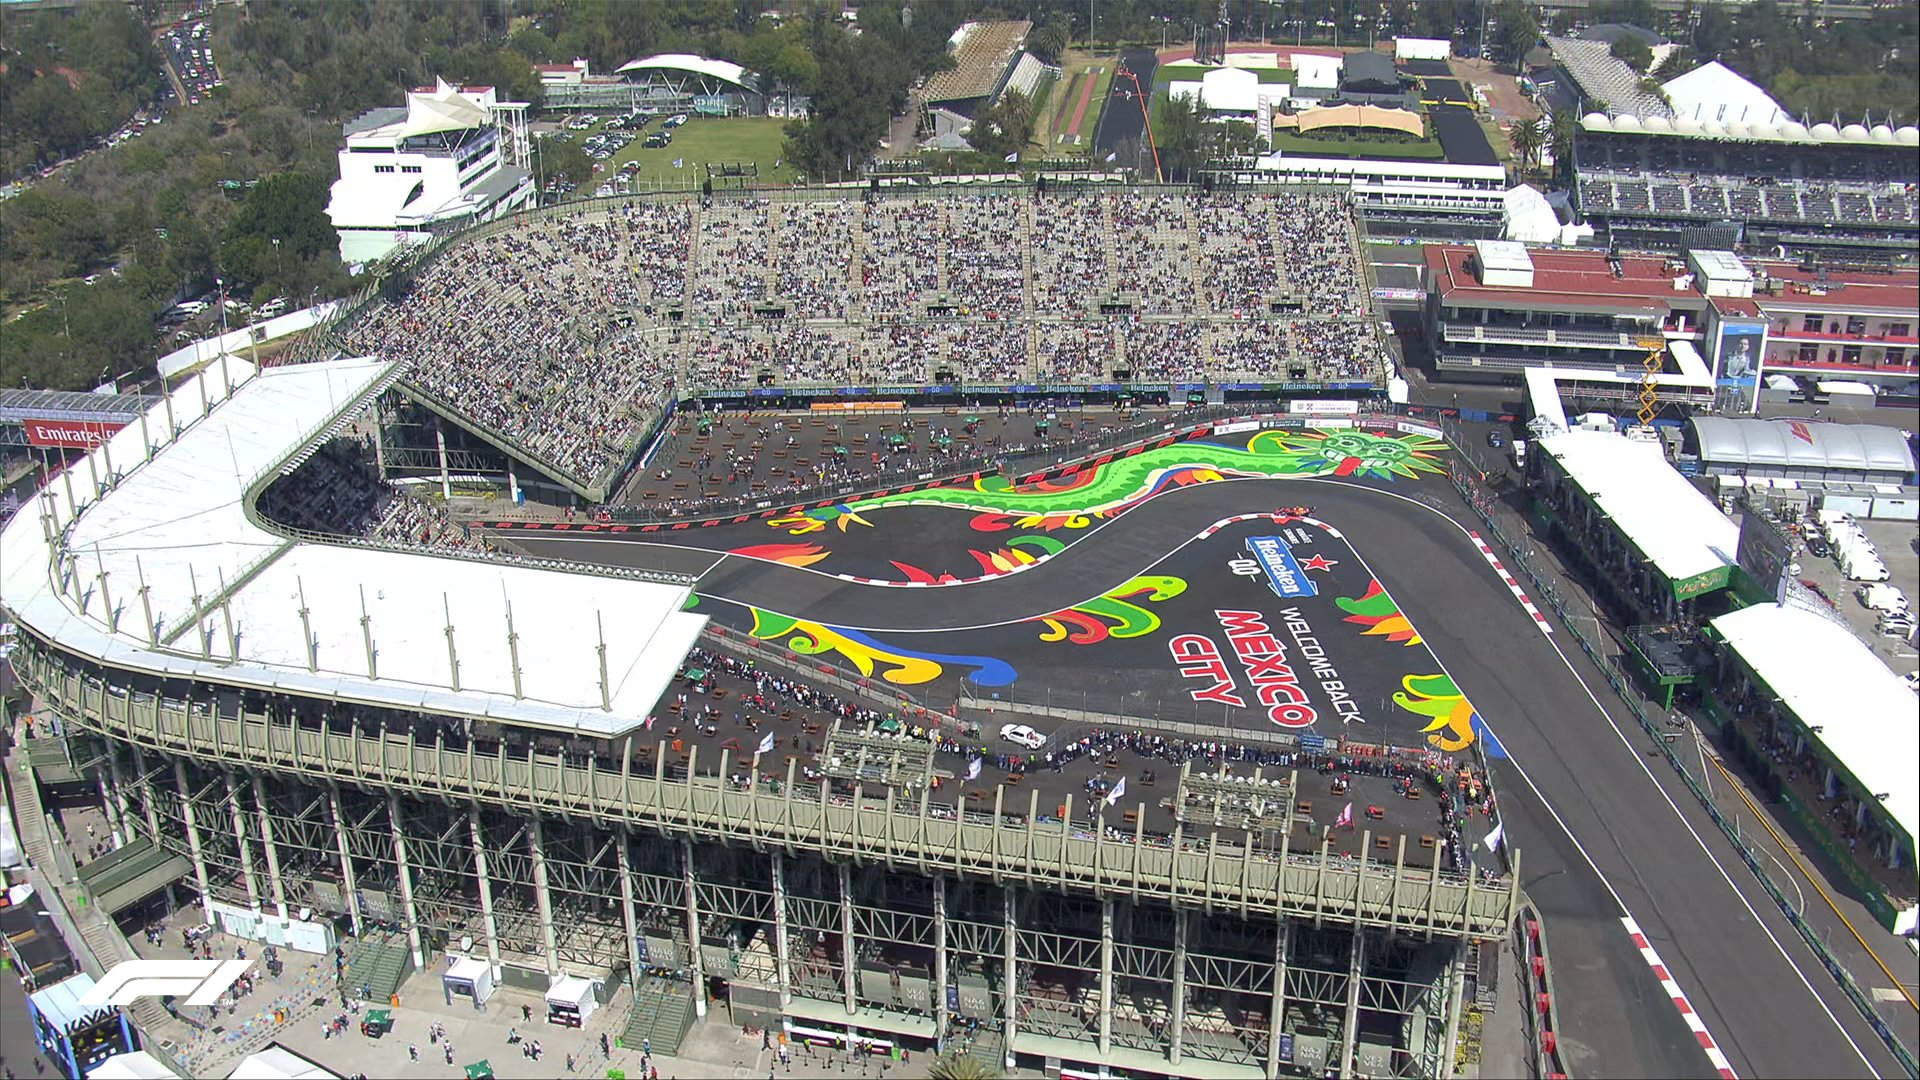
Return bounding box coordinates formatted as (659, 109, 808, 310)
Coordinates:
(1689, 417, 1916, 475)
(616, 53, 753, 89)
(1710, 603, 1917, 848)
(1661, 61, 1787, 126)
(1582, 110, 1920, 145)
(0, 356, 705, 737)
(1537, 428, 1738, 585)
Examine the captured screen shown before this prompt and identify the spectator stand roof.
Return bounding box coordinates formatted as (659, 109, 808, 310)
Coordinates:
(0, 355, 706, 738)
(0, 388, 158, 425)
(924, 20, 1033, 105)
(1538, 427, 1739, 594)
(1689, 418, 1916, 479)
(1710, 602, 1917, 851)
(616, 54, 757, 93)
(1662, 61, 1788, 126)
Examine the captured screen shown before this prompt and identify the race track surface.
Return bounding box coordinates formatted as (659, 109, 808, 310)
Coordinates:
(501, 474, 1899, 1079)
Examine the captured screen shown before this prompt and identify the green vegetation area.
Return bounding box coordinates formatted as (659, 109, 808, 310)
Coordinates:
(1154, 63, 1294, 88)
(1269, 130, 1445, 160)
(560, 116, 798, 188)
(0, 4, 163, 182)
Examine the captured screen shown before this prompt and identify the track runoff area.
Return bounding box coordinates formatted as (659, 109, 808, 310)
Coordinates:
(492, 408, 1912, 1079)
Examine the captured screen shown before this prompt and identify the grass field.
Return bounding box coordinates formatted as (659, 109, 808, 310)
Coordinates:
(1154, 62, 1294, 87)
(595, 116, 798, 186)
(1031, 49, 1117, 153)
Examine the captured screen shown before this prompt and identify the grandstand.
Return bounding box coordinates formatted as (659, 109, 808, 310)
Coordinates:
(1572, 115, 1920, 259)
(313, 187, 1380, 503)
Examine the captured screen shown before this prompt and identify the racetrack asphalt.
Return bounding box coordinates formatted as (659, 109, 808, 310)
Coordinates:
(500, 475, 1903, 1079)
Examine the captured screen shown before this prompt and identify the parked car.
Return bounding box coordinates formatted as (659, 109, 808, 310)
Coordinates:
(999, 723, 1046, 750)
(1486, 429, 1506, 449)
(1804, 533, 1830, 559)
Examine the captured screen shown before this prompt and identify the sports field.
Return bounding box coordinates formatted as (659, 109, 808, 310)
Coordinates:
(1031, 49, 1117, 153)
(602, 116, 798, 185)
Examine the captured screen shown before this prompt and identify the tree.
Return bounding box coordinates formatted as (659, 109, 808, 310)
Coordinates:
(1610, 37, 1654, 73)
(533, 135, 593, 188)
(1506, 117, 1543, 178)
(1491, 1, 1540, 66)
(217, 172, 340, 299)
(1027, 16, 1071, 65)
(926, 1053, 1000, 1080)
(1547, 110, 1578, 185)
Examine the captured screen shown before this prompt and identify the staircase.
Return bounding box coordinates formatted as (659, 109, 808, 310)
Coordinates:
(343, 931, 414, 1003)
(620, 974, 697, 1057)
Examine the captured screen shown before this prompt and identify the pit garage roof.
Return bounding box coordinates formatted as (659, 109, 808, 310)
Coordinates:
(0, 357, 706, 737)
(1538, 428, 1738, 586)
(616, 53, 753, 90)
(1711, 603, 1917, 848)
(1689, 418, 1916, 476)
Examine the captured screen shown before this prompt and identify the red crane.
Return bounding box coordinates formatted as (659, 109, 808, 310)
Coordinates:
(1114, 63, 1162, 180)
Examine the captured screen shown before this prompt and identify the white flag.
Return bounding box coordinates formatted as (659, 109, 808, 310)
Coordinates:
(672, 157, 684, 168)
(1485, 821, 1505, 852)
(756, 730, 776, 755)
(1004, 152, 1019, 163)
(965, 757, 982, 781)
(1105, 151, 1118, 162)
(1105, 776, 1126, 806)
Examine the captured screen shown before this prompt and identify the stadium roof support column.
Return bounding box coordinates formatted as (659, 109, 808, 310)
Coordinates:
(93, 547, 116, 634)
(839, 863, 858, 1014)
(358, 586, 377, 680)
(1439, 939, 1468, 1080)
(682, 837, 708, 1018)
(528, 813, 559, 977)
(327, 784, 364, 938)
(135, 559, 155, 647)
(1097, 898, 1114, 1056)
(505, 598, 523, 700)
(97, 759, 126, 848)
(1339, 928, 1365, 1080)
(225, 772, 263, 911)
(1169, 905, 1187, 1065)
(931, 874, 947, 1047)
(469, 808, 504, 980)
(389, 790, 425, 969)
(133, 747, 164, 845)
(173, 760, 214, 920)
(251, 773, 288, 918)
(596, 613, 612, 712)
(297, 579, 315, 671)
(1002, 886, 1020, 1072)
(1266, 922, 1292, 1078)
(772, 851, 793, 1010)
(618, 829, 643, 998)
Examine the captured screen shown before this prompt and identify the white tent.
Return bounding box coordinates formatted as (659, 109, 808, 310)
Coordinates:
(399, 79, 492, 140)
(227, 1047, 338, 1080)
(545, 973, 599, 1027)
(1662, 61, 1788, 126)
(443, 954, 496, 1007)
(1501, 185, 1561, 244)
(88, 1052, 181, 1080)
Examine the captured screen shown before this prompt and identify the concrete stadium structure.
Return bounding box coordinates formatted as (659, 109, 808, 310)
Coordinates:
(5, 356, 1517, 1078)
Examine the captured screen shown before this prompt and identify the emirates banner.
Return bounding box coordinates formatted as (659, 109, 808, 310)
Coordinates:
(23, 418, 128, 448)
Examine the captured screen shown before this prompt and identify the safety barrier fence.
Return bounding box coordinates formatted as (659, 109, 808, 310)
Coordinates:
(1445, 464, 1918, 1079)
(1516, 906, 1572, 1079)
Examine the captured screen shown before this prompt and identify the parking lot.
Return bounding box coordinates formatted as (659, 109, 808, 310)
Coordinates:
(1795, 514, 1920, 676)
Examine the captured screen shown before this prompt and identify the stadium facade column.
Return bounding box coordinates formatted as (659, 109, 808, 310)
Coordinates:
(771, 853, 793, 1009)
(172, 759, 214, 918)
(617, 829, 643, 992)
(932, 875, 948, 1049)
(326, 783, 364, 937)
(1439, 939, 1468, 1080)
(223, 772, 263, 910)
(838, 862, 858, 1014)
(250, 773, 289, 917)
(469, 808, 504, 979)
(1002, 887, 1019, 1071)
(1265, 921, 1292, 1078)
(1168, 906, 1188, 1065)
(527, 814, 560, 976)
(1339, 929, 1366, 1080)
(681, 838, 708, 1018)
(1097, 899, 1113, 1056)
(388, 791, 425, 968)
(132, 747, 163, 845)
(99, 750, 128, 847)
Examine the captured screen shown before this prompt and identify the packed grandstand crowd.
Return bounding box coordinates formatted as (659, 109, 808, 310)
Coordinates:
(328, 189, 1377, 489)
(1576, 134, 1919, 225)
(257, 438, 491, 555)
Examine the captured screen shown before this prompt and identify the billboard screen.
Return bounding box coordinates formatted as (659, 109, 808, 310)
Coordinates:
(1713, 322, 1766, 392)
(23, 418, 128, 449)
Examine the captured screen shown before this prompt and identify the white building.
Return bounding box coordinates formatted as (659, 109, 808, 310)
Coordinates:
(325, 79, 534, 268)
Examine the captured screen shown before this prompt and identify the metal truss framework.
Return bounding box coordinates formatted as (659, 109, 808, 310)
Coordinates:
(22, 644, 1496, 1078)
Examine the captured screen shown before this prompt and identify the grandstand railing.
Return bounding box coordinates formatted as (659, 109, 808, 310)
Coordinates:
(15, 644, 1520, 939)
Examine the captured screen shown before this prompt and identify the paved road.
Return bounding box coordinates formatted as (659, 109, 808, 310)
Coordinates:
(1090, 48, 1159, 175)
(505, 473, 1902, 1077)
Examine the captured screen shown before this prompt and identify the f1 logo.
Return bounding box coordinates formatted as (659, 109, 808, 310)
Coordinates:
(78, 959, 253, 1009)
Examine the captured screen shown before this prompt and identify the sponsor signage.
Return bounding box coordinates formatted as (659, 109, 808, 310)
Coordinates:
(810, 401, 908, 413)
(1288, 400, 1360, 416)
(1304, 418, 1355, 430)
(1214, 420, 1259, 435)
(1246, 536, 1317, 598)
(1735, 511, 1793, 600)
(1396, 420, 1444, 439)
(24, 418, 128, 448)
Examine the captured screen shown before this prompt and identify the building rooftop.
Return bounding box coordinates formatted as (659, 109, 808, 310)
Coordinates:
(1537, 428, 1739, 587)
(1, 356, 705, 737)
(1710, 603, 1917, 847)
(1426, 243, 1697, 313)
(1749, 261, 1920, 314)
